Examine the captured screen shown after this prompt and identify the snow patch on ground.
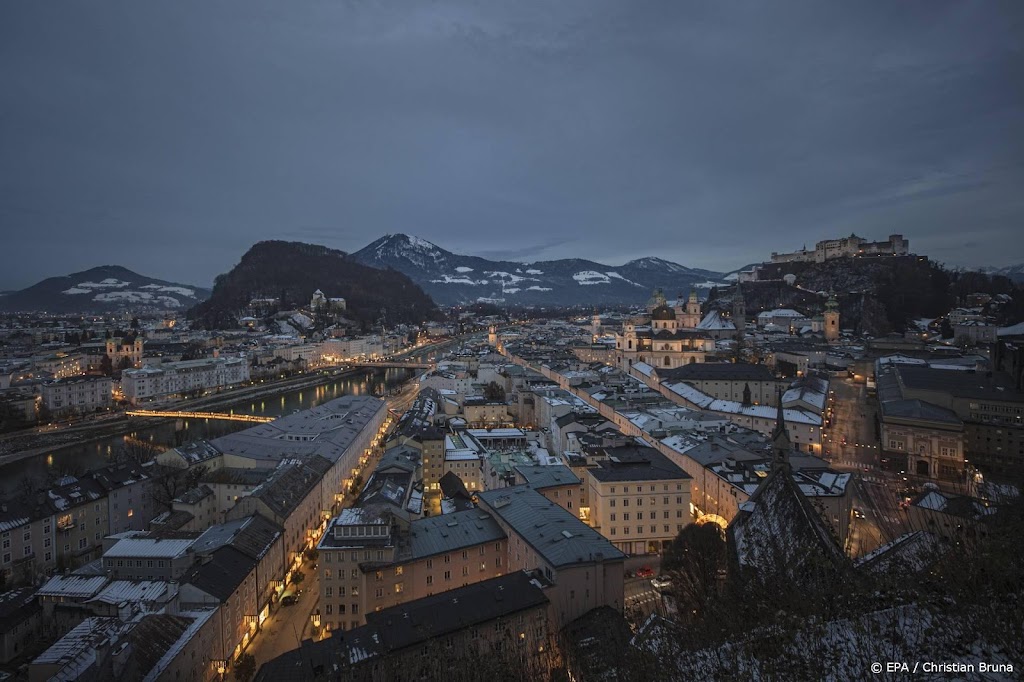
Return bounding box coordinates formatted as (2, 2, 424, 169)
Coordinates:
(157, 296, 183, 308)
(485, 271, 533, 285)
(140, 285, 196, 297)
(93, 291, 154, 302)
(430, 275, 488, 285)
(526, 286, 552, 291)
(525, 268, 543, 275)
(605, 271, 643, 287)
(290, 313, 313, 329)
(77, 279, 131, 289)
(407, 235, 439, 251)
(455, 266, 474, 273)
(573, 271, 611, 285)
(503, 287, 521, 294)
(62, 287, 91, 295)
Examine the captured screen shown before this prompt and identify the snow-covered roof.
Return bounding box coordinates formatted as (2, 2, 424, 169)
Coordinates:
(86, 580, 170, 606)
(104, 536, 196, 559)
(697, 310, 736, 330)
(38, 574, 110, 599)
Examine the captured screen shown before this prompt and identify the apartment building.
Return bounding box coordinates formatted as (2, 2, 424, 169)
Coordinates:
(41, 376, 111, 416)
(121, 356, 249, 404)
(583, 446, 692, 555)
(317, 508, 507, 633)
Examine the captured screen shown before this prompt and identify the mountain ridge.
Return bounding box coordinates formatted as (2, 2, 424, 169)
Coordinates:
(351, 233, 727, 306)
(0, 265, 211, 314)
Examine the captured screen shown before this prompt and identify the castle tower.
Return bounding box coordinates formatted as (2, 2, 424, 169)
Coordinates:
(732, 284, 746, 340)
(824, 291, 840, 344)
(771, 391, 791, 471)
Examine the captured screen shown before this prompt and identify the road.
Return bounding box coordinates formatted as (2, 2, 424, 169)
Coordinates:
(241, 374, 423, 669)
(847, 477, 909, 557)
(822, 377, 919, 558)
(622, 555, 668, 624)
(248, 567, 321, 669)
(825, 377, 881, 471)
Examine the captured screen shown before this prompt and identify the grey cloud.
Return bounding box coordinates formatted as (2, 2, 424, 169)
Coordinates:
(1, 0, 1022, 288)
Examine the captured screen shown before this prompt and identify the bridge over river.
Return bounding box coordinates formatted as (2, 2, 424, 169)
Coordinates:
(125, 410, 276, 423)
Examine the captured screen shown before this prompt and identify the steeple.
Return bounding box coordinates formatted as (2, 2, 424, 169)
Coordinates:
(824, 290, 840, 344)
(732, 284, 746, 341)
(771, 389, 791, 470)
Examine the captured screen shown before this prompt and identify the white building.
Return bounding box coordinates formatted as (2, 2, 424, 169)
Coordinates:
(321, 336, 384, 361)
(42, 376, 112, 416)
(121, 356, 250, 404)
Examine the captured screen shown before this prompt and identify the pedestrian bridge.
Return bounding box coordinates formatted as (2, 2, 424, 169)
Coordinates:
(125, 409, 275, 423)
(349, 361, 435, 369)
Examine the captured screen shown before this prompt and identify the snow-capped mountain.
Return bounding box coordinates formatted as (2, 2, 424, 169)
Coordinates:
(351, 234, 727, 306)
(975, 263, 1024, 284)
(0, 265, 211, 313)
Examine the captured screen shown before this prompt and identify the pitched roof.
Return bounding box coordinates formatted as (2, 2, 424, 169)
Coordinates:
(478, 486, 624, 568)
(658, 362, 775, 382)
(728, 464, 847, 585)
(182, 545, 256, 602)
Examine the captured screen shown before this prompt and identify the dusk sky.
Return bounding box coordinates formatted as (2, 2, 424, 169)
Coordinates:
(2, 1, 1022, 289)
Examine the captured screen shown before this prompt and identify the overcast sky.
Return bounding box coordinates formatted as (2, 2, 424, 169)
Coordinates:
(2, 1, 1022, 288)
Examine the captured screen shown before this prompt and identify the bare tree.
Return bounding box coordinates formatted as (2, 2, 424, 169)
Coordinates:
(661, 522, 727, 623)
(151, 464, 208, 512)
(113, 439, 162, 466)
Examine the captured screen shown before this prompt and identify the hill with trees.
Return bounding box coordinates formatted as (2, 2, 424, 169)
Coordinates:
(188, 241, 440, 330)
(709, 256, 1024, 335)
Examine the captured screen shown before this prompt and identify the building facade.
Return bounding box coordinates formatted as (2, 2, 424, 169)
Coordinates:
(121, 356, 250, 404)
(42, 376, 112, 416)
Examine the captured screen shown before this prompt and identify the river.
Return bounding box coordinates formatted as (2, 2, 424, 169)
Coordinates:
(0, 365, 419, 496)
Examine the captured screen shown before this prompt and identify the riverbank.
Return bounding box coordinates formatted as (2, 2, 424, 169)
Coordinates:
(0, 368, 370, 466)
(0, 336, 464, 468)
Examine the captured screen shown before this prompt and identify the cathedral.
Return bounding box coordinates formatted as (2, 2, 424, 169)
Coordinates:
(615, 289, 716, 371)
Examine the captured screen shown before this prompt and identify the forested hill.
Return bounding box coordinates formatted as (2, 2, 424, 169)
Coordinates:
(710, 256, 1024, 335)
(187, 241, 440, 329)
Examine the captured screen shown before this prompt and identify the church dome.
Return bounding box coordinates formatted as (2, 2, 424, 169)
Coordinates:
(651, 304, 676, 321)
(646, 288, 667, 309)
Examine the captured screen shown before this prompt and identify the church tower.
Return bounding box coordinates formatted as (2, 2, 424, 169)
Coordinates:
(732, 284, 746, 340)
(488, 325, 497, 346)
(824, 291, 840, 344)
(591, 310, 601, 341)
(770, 392, 792, 471)
(681, 290, 701, 328)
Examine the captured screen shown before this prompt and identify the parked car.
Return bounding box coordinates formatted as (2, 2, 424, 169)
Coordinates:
(651, 575, 673, 591)
(853, 509, 865, 519)
(281, 593, 298, 606)
(635, 566, 654, 579)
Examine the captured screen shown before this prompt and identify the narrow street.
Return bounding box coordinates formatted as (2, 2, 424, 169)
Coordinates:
(248, 566, 322, 669)
(825, 377, 914, 558)
(244, 376, 421, 669)
(825, 377, 881, 470)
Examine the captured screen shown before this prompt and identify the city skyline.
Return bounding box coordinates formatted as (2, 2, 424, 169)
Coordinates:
(2, 2, 1023, 289)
